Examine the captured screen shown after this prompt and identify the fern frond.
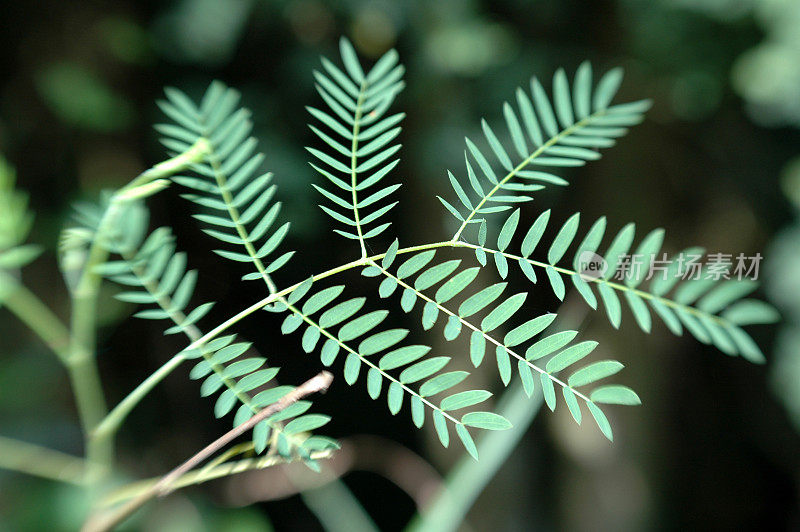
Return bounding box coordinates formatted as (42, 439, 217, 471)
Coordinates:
(156, 82, 292, 294)
(307, 38, 405, 257)
(273, 276, 508, 457)
(443, 62, 651, 241)
(366, 242, 636, 441)
(468, 208, 779, 362)
(97, 205, 337, 461)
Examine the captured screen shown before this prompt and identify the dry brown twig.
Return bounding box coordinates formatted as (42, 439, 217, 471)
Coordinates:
(82, 371, 334, 532)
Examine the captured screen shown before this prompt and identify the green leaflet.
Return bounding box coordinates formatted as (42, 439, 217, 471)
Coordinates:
(462, 411, 512, 430)
(568, 360, 624, 388)
(545, 267, 565, 301)
(387, 381, 403, 414)
(338, 310, 389, 341)
(397, 251, 436, 279)
(496, 346, 512, 385)
(540, 373, 556, 411)
(422, 301, 439, 330)
(319, 297, 366, 328)
(459, 282, 507, 317)
(415, 260, 461, 291)
(456, 424, 479, 460)
(572, 216, 607, 270)
(526, 331, 578, 360)
(358, 329, 408, 356)
(498, 209, 520, 251)
(435, 267, 480, 303)
(284, 414, 331, 435)
(548, 212, 580, 264)
(441, 390, 492, 411)
(443, 315, 462, 341)
(597, 283, 621, 329)
(602, 223, 635, 280)
(411, 396, 425, 428)
(721, 300, 779, 325)
(367, 367, 382, 399)
(545, 341, 598, 373)
(419, 371, 469, 397)
(400, 356, 451, 384)
(587, 402, 613, 441)
(590, 385, 641, 405)
(504, 313, 557, 347)
(494, 252, 509, 279)
(624, 291, 651, 333)
(433, 411, 449, 447)
(379, 345, 431, 371)
(625, 228, 664, 288)
(302, 285, 345, 315)
(344, 352, 361, 384)
(698, 280, 758, 314)
(562, 387, 582, 424)
(470, 330, 486, 367)
(519, 361, 536, 397)
(382, 239, 399, 268)
(522, 210, 550, 258)
(481, 293, 527, 332)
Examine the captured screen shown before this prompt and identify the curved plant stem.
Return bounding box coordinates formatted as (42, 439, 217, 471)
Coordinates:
(100, 449, 336, 507)
(349, 83, 368, 259)
(0, 273, 71, 364)
(70, 138, 210, 483)
(0, 436, 93, 486)
(91, 353, 186, 442)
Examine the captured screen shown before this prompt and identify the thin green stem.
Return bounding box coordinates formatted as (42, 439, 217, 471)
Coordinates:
(350, 83, 368, 258)
(70, 139, 210, 480)
(0, 435, 94, 486)
(0, 272, 71, 364)
(177, 240, 456, 353)
(91, 239, 458, 434)
(99, 449, 335, 507)
(122, 138, 211, 193)
(82, 372, 333, 532)
(92, 353, 186, 442)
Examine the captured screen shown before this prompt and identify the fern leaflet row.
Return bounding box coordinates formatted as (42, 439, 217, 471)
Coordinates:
(466, 208, 778, 362)
(364, 242, 638, 440)
(156, 82, 292, 293)
(307, 37, 405, 257)
(94, 203, 337, 463)
(442, 62, 651, 241)
(271, 275, 510, 457)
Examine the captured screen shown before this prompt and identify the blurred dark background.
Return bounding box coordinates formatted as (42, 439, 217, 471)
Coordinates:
(1, 0, 799, 530)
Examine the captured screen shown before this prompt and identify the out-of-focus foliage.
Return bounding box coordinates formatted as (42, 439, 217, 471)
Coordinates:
(767, 160, 800, 430)
(0, 156, 41, 276)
